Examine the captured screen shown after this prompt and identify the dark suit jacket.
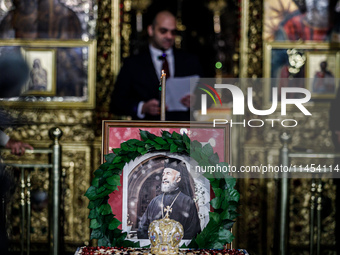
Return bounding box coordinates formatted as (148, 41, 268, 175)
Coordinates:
(110, 47, 202, 120)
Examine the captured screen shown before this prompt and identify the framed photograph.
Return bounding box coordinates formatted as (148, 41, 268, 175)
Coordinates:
(102, 121, 231, 246)
(305, 51, 339, 99)
(22, 48, 56, 96)
(0, 40, 96, 109)
(263, 0, 338, 42)
(263, 42, 340, 104)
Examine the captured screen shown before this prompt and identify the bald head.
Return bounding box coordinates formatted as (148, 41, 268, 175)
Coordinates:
(147, 11, 177, 50)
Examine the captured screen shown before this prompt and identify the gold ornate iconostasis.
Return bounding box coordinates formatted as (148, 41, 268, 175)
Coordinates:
(238, 0, 339, 254)
(0, 0, 339, 254)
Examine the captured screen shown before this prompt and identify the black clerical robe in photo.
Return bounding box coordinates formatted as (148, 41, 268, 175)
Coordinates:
(137, 190, 201, 239)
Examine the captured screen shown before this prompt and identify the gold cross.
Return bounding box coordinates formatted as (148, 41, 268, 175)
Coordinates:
(164, 205, 172, 218)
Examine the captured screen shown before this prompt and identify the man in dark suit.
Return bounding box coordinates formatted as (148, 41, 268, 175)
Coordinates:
(110, 10, 202, 121)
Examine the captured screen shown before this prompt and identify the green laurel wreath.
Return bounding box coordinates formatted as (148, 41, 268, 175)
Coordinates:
(85, 130, 239, 248)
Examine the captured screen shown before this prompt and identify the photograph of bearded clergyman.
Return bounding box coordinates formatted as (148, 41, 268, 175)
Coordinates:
(137, 158, 201, 239)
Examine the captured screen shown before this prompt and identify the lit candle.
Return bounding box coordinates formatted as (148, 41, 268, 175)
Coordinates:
(160, 70, 166, 121)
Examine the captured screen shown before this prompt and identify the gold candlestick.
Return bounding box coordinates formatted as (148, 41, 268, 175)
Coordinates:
(160, 70, 166, 121)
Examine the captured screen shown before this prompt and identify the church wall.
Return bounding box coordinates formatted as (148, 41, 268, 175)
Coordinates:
(0, 0, 339, 254)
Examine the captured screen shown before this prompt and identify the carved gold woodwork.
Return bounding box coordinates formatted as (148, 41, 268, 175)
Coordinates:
(235, 145, 268, 254)
(2, 109, 97, 253)
(239, 0, 337, 253)
(4, 142, 93, 252)
(121, 0, 132, 58)
(1, 0, 109, 253)
(61, 144, 92, 245)
(1, 0, 113, 251)
(1, 0, 337, 254)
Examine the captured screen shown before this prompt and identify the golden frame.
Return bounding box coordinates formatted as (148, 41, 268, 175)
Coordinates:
(101, 120, 231, 246)
(0, 39, 96, 109)
(263, 42, 340, 78)
(263, 41, 340, 104)
(21, 48, 57, 96)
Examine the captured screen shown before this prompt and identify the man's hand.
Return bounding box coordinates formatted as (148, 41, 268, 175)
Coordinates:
(5, 138, 33, 156)
(180, 94, 196, 108)
(142, 99, 160, 116)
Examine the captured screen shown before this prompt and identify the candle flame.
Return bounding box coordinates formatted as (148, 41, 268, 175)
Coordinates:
(161, 69, 166, 79)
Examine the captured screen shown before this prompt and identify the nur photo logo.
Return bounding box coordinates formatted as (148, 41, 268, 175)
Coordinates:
(197, 80, 312, 128)
(199, 83, 223, 111)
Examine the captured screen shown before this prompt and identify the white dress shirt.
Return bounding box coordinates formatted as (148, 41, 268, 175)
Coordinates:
(149, 45, 174, 79)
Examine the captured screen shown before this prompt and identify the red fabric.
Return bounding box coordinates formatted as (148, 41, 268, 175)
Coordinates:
(283, 14, 328, 41)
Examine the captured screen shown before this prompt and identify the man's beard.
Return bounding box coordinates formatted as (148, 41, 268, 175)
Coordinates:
(161, 180, 178, 193)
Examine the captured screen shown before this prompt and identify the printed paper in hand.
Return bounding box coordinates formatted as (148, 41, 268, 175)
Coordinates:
(165, 75, 199, 111)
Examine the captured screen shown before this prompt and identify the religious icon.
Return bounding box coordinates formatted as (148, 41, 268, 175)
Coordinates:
(28, 59, 48, 91)
(264, 0, 340, 42)
(22, 48, 56, 96)
(312, 61, 335, 93)
(306, 51, 339, 98)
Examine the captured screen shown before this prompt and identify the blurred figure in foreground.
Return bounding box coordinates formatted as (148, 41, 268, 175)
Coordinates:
(0, 52, 34, 255)
(0, 53, 33, 154)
